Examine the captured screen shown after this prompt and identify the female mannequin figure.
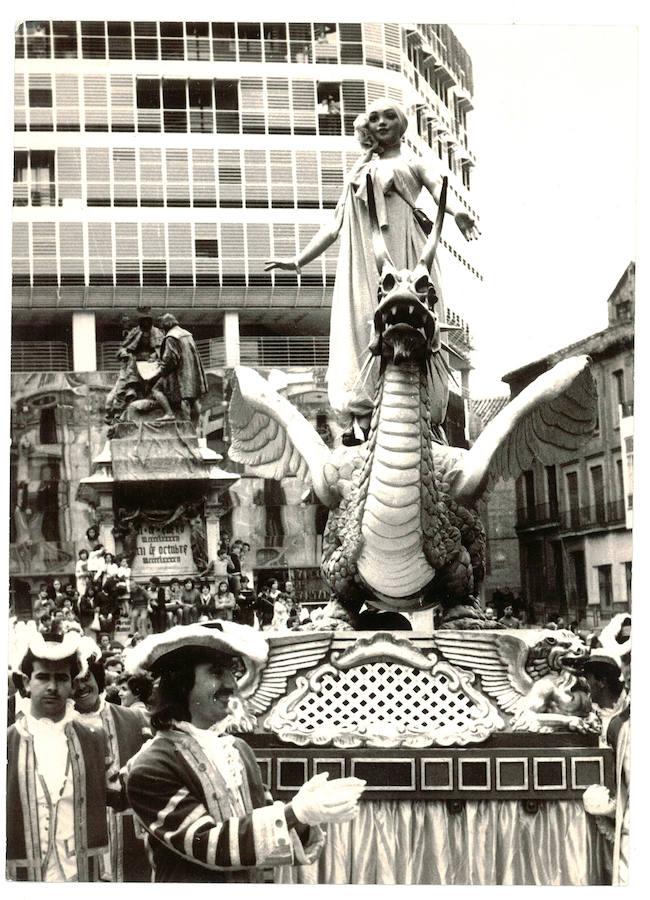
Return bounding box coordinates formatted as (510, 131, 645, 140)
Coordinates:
(265, 100, 479, 443)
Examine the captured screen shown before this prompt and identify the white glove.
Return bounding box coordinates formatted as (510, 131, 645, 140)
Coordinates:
(291, 772, 365, 826)
(582, 784, 616, 818)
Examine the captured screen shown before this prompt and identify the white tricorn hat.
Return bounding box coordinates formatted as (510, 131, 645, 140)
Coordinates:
(10, 625, 92, 679)
(124, 622, 268, 676)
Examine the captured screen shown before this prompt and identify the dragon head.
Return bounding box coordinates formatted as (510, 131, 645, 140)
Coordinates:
(366, 173, 459, 367)
(529, 631, 590, 674)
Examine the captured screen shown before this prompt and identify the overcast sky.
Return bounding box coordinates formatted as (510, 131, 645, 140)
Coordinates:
(453, 22, 638, 395)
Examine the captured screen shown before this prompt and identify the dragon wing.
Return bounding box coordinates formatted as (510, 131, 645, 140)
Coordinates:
(433, 631, 534, 713)
(241, 632, 333, 716)
(229, 366, 339, 507)
(450, 355, 597, 506)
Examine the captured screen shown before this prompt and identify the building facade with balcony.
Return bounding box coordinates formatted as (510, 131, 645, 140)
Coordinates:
(468, 398, 522, 612)
(11, 20, 483, 605)
(503, 263, 635, 627)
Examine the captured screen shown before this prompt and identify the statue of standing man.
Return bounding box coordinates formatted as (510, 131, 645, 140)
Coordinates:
(152, 314, 208, 429)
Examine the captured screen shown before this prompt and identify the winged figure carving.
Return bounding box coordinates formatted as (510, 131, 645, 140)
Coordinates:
(432, 629, 600, 732)
(228, 176, 597, 628)
(236, 632, 333, 728)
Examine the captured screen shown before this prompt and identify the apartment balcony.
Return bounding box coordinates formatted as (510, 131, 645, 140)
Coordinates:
(515, 503, 560, 530)
(559, 501, 626, 532)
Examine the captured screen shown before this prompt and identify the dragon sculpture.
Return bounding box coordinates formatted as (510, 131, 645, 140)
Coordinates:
(230, 629, 598, 739)
(228, 176, 597, 628)
(433, 628, 598, 733)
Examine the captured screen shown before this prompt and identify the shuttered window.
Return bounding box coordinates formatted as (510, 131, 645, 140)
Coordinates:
(112, 148, 137, 206)
(246, 223, 272, 286)
(270, 150, 294, 209)
(195, 224, 220, 285)
(136, 78, 161, 132)
(295, 152, 319, 209)
(141, 223, 167, 285)
(217, 149, 242, 208)
(291, 80, 316, 135)
(15, 73, 26, 131)
(240, 78, 265, 134)
(110, 75, 134, 131)
(165, 149, 190, 206)
(320, 151, 345, 209)
(191, 149, 217, 207)
(84, 75, 109, 131)
(58, 222, 84, 284)
(139, 148, 164, 207)
(341, 80, 365, 135)
(28, 75, 53, 131)
(168, 223, 194, 285)
(267, 78, 291, 134)
(32, 222, 58, 285)
(218, 223, 245, 285)
(81, 21, 106, 59)
(243, 150, 268, 209)
(86, 149, 111, 206)
(57, 148, 82, 202)
(88, 223, 113, 284)
(55, 75, 80, 131)
(115, 223, 140, 284)
(12, 223, 31, 286)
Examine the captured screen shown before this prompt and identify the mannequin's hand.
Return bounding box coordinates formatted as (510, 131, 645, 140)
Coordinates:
(264, 257, 299, 272)
(454, 212, 480, 241)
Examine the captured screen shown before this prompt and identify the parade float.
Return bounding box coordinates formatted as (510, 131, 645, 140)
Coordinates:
(83, 176, 611, 884)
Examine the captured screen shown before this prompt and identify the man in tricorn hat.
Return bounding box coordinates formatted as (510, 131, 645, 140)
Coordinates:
(124, 622, 364, 882)
(7, 630, 126, 881)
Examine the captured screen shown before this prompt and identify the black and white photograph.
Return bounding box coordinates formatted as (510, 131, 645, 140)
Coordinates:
(4, 1, 643, 887)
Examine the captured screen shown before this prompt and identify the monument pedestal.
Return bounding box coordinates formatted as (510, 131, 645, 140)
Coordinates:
(79, 420, 239, 580)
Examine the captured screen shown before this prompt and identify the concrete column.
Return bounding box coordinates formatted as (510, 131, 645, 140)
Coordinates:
(205, 513, 221, 568)
(72, 311, 97, 372)
(223, 310, 241, 367)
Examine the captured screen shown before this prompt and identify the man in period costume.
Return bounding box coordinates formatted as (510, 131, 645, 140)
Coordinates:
(6, 630, 125, 881)
(154, 313, 208, 427)
(124, 622, 365, 882)
(73, 638, 153, 881)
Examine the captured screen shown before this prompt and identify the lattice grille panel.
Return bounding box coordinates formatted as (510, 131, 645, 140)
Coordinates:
(292, 663, 482, 733)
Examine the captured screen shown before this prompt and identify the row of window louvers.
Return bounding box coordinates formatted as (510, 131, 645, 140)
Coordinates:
(14, 147, 359, 210)
(12, 220, 340, 286)
(15, 74, 402, 134)
(415, 24, 473, 95)
(15, 21, 403, 68)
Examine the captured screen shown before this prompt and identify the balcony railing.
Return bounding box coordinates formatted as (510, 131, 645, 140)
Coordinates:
(98, 336, 330, 372)
(11, 341, 70, 372)
(560, 501, 626, 530)
(516, 503, 559, 528)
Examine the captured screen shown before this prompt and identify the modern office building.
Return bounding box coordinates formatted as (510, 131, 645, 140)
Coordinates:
(11, 21, 483, 605)
(503, 263, 635, 627)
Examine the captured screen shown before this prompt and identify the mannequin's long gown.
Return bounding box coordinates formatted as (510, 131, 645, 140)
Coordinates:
(325, 151, 449, 428)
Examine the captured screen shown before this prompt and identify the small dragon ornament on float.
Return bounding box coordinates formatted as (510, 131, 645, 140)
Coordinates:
(228, 175, 598, 631)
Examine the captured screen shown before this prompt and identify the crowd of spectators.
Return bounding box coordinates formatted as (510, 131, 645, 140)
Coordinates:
(23, 532, 322, 659)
